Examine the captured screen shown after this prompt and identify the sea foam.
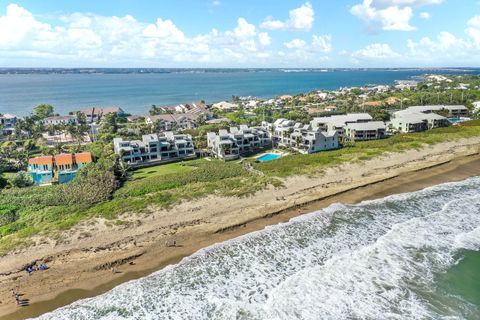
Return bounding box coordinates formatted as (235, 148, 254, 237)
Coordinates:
(35, 177, 480, 320)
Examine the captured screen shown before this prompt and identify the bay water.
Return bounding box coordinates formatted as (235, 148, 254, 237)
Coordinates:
(2, 69, 479, 117)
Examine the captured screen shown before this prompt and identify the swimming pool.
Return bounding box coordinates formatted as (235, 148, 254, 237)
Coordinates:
(256, 153, 281, 162)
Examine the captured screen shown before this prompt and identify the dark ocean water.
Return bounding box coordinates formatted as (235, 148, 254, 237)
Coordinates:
(1, 69, 479, 116)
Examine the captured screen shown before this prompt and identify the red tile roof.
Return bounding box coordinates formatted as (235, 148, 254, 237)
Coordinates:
(75, 152, 93, 164)
(29, 156, 53, 165)
(54, 153, 73, 166)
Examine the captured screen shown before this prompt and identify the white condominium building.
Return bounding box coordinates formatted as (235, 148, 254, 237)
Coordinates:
(207, 125, 271, 160)
(269, 118, 339, 154)
(113, 132, 195, 164)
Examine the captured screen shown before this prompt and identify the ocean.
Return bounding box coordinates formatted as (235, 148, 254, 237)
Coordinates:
(35, 177, 480, 320)
(1, 69, 479, 117)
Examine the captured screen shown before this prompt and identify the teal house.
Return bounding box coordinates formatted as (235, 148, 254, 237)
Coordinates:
(28, 152, 93, 185)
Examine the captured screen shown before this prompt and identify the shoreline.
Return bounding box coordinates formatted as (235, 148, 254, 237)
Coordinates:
(1, 140, 480, 319)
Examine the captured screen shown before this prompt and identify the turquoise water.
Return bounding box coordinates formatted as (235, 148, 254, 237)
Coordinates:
(257, 153, 281, 161)
(2, 69, 479, 116)
(36, 177, 480, 320)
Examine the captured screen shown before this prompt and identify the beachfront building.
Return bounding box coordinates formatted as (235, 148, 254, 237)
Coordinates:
(401, 105, 469, 118)
(207, 131, 240, 161)
(28, 152, 93, 185)
(44, 115, 77, 126)
(390, 106, 452, 133)
(113, 132, 195, 165)
(390, 114, 428, 133)
(0, 113, 17, 136)
(267, 118, 339, 154)
(344, 121, 387, 141)
(207, 125, 271, 160)
(310, 113, 373, 140)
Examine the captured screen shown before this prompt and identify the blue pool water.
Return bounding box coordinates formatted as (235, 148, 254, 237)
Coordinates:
(257, 153, 281, 162)
(448, 117, 467, 124)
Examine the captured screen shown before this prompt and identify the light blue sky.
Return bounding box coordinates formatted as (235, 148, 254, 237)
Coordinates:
(0, 0, 479, 67)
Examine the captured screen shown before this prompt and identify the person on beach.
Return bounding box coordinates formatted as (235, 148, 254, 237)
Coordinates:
(15, 294, 19, 306)
(173, 240, 177, 247)
(164, 240, 168, 247)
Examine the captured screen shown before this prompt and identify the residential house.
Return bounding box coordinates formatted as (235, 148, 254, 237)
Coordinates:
(212, 101, 238, 112)
(145, 113, 199, 132)
(28, 152, 93, 185)
(113, 132, 195, 165)
(185, 101, 213, 119)
(126, 115, 143, 122)
(82, 107, 125, 123)
(205, 117, 230, 125)
(28, 156, 54, 185)
(171, 101, 212, 118)
(344, 121, 387, 141)
(44, 115, 77, 126)
(0, 113, 17, 136)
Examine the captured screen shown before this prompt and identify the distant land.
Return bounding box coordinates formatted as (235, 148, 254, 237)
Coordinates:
(1, 67, 480, 75)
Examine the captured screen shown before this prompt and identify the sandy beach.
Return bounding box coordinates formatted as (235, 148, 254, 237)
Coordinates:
(1, 137, 480, 320)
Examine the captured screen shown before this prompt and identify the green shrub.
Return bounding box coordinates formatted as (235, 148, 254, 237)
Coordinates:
(0, 204, 18, 227)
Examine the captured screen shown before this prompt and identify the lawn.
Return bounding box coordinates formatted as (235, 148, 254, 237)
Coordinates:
(130, 162, 196, 180)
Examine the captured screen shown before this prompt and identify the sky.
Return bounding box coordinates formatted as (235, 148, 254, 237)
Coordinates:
(0, 0, 479, 68)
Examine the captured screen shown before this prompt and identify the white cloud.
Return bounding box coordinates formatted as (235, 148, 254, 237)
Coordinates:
(284, 39, 307, 49)
(212, 0, 221, 6)
(258, 32, 272, 46)
(260, 2, 314, 31)
(370, 0, 443, 9)
(407, 32, 471, 57)
(351, 0, 415, 31)
(466, 15, 480, 46)
(283, 35, 332, 53)
(312, 35, 332, 53)
(419, 12, 430, 19)
(0, 4, 277, 66)
(0, 4, 52, 47)
(352, 43, 399, 59)
(351, 0, 443, 32)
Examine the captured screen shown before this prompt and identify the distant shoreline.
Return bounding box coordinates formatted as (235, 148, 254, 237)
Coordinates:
(1, 137, 479, 320)
(1, 67, 480, 75)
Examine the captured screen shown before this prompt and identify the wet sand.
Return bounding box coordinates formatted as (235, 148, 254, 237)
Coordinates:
(1, 142, 480, 319)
